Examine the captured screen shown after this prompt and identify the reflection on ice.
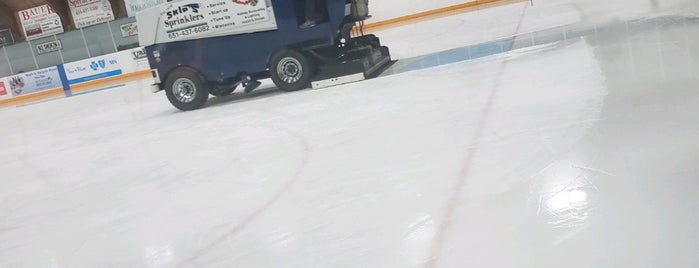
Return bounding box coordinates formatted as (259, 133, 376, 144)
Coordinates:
(545, 189, 591, 231)
(534, 160, 597, 231)
(546, 189, 587, 213)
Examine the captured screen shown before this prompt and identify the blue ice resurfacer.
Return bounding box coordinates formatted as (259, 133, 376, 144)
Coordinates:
(137, 0, 391, 110)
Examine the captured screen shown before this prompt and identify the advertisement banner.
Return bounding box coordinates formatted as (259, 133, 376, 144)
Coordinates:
(0, 29, 13, 46)
(120, 22, 139, 37)
(112, 47, 150, 72)
(159, 0, 273, 42)
(36, 40, 62, 54)
(0, 78, 9, 99)
(129, 47, 150, 69)
(18, 5, 65, 41)
(64, 54, 123, 84)
(68, 0, 116, 29)
(6, 67, 62, 96)
(124, 0, 168, 17)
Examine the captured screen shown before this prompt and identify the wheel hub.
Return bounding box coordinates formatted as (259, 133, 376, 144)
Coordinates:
(277, 57, 303, 84)
(172, 78, 197, 103)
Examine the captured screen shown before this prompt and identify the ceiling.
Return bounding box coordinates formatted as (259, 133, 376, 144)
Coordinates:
(1, 0, 53, 12)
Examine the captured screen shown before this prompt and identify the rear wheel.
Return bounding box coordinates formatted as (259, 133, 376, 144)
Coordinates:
(164, 68, 209, 111)
(270, 49, 313, 92)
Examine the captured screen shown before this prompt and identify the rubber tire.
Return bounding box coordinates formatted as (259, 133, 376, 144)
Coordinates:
(164, 68, 209, 111)
(210, 85, 237, 97)
(270, 49, 313, 92)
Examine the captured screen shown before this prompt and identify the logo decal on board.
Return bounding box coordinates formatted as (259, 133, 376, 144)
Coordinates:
(9, 76, 25, 95)
(233, 0, 258, 6)
(0, 81, 7, 96)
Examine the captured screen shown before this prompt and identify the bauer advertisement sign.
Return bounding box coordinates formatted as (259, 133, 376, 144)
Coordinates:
(68, 0, 116, 29)
(18, 5, 64, 41)
(140, 0, 276, 44)
(6, 67, 62, 96)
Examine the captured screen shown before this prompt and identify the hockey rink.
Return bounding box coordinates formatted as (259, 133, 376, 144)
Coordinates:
(1, 0, 698, 267)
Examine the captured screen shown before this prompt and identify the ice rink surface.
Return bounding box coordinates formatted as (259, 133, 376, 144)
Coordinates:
(1, 0, 699, 267)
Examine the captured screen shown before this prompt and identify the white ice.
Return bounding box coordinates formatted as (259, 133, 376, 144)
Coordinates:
(1, 0, 699, 267)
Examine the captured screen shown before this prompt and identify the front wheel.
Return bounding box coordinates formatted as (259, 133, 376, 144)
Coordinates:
(164, 68, 209, 111)
(270, 49, 313, 92)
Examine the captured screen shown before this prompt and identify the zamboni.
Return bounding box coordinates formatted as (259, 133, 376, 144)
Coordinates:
(137, 0, 391, 110)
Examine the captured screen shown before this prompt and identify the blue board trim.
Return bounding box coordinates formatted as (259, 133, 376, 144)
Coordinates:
(56, 64, 72, 97)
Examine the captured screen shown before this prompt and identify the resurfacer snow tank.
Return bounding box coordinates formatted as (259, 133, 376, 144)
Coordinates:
(137, 0, 391, 110)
